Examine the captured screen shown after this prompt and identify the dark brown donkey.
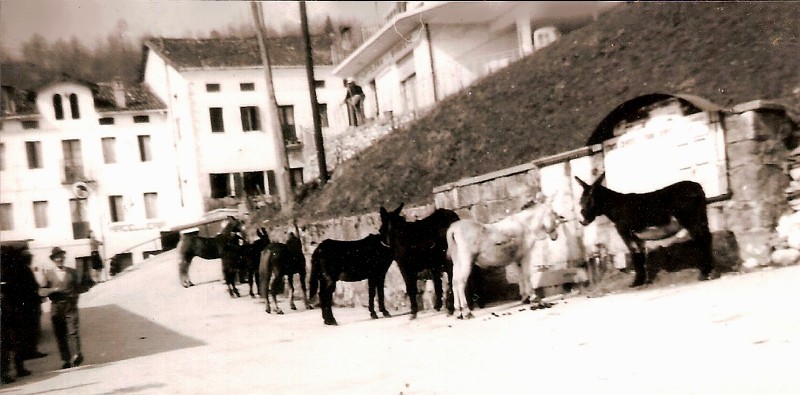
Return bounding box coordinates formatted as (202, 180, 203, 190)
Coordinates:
(379, 204, 461, 319)
(575, 173, 716, 287)
(308, 234, 395, 326)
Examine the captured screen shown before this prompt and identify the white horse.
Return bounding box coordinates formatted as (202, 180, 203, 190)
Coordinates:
(446, 195, 565, 319)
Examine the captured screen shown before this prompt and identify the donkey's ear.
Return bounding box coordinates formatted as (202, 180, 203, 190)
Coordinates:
(596, 172, 606, 185)
(379, 206, 388, 217)
(394, 203, 404, 214)
(575, 176, 589, 189)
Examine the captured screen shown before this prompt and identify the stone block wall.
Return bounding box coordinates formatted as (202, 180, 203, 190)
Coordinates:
(301, 108, 432, 181)
(260, 204, 438, 312)
(255, 98, 798, 311)
(719, 103, 797, 266)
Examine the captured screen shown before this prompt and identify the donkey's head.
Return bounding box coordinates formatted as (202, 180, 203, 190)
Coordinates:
(575, 173, 606, 226)
(221, 215, 244, 236)
(378, 203, 404, 248)
(528, 192, 567, 241)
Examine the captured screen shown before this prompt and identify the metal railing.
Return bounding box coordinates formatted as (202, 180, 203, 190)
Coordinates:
(330, 25, 382, 65)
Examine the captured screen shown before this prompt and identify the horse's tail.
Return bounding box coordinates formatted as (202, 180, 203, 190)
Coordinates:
(446, 224, 457, 262)
(258, 248, 272, 297)
(308, 244, 322, 301)
(176, 234, 191, 284)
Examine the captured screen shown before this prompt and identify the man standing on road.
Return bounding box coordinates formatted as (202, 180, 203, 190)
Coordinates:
(40, 247, 88, 369)
(1, 245, 33, 383)
(17, 247, 48, 361)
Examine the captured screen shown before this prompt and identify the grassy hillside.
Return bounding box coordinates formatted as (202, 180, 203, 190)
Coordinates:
(281, 2, 800, 223)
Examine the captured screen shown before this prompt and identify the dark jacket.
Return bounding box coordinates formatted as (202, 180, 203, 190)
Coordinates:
(43, 266, 90, 303)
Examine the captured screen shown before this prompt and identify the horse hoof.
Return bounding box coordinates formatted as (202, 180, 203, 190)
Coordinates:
(382, 311, 391, 318)
(277, 310, 284, 315)
(291, 306, 297, 310)
(409, 313, 417, 320)
(521, 296, 531, 304)
(370, 312, 379, 319)
(698, 272, 716, 281)
(324, 320, 338, 326)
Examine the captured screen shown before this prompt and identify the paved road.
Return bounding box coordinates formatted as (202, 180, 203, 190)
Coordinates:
(3, 251, 799, 395)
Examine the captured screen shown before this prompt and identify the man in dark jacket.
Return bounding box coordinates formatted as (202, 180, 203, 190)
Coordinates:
(40, 247, 88, 369)
(17, 247, 47, 361)
(344, 79, 366, 126)
(1, 244, 33, 383)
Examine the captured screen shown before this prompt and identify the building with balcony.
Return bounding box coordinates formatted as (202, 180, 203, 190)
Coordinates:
(332, 1, 615, 121)
(1, 65, 185, 273)
(1, 34, 348, 272)
(141, 35, 349, 203)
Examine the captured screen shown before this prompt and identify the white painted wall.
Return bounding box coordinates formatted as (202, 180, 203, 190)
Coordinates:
(144, 48, 350, 207)
(429, 24, 494, 98)
(0, 81, 184, 270)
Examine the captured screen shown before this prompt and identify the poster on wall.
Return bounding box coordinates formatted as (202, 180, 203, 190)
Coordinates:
(602, 112, 729, 199)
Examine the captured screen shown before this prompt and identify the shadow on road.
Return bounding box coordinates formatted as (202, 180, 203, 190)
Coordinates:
(4, 304, 205, 390)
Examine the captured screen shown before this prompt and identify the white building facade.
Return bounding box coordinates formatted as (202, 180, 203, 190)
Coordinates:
(142, 36, 348, 207)
(0, 76, 185, 273)
(333, 1, 614, 120)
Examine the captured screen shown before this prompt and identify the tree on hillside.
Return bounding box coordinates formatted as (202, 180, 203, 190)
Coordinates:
(9, 14, 362, 84)
(15, 20, 142, 84)
(322, 16, 335, 37)
(21, 34, 49, 69)
(92, 20, 141, 83)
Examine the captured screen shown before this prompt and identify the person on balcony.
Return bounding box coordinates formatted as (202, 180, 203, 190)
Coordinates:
(344, 79, 366, 126)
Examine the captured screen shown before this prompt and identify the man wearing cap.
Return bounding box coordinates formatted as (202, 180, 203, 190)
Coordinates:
(40, 247, 86, 369)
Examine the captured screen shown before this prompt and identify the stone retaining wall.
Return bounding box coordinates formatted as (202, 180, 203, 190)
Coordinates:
(257, 97, 799, 311)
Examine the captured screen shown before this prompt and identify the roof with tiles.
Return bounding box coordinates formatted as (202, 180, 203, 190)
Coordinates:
(1, 63, 166, 116)
(93, 83, 166, 113)
(144, 35, 334, 70)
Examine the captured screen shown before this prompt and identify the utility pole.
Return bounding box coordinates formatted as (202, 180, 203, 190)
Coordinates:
(300, 1, 329, 185)
(251, 2, 294, 214)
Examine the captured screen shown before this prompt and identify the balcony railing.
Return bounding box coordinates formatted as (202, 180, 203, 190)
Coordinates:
(466, 49, 521, 78)
(62, 160, 86, 184)
(331, 25, 381, 65)
(61, 159, 96, 185)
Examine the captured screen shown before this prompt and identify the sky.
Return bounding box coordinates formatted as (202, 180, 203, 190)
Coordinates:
(0, 0, 386, 57)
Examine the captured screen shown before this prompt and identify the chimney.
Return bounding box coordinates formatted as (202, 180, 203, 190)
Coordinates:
(112, 77, 126, 109)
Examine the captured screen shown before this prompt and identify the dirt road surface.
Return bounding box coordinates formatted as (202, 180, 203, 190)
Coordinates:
(3, 251, 799, 395)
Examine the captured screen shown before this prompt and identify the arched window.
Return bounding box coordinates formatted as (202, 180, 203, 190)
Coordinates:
(69, 94, 80, 119)
(53, 94, 64, 120)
